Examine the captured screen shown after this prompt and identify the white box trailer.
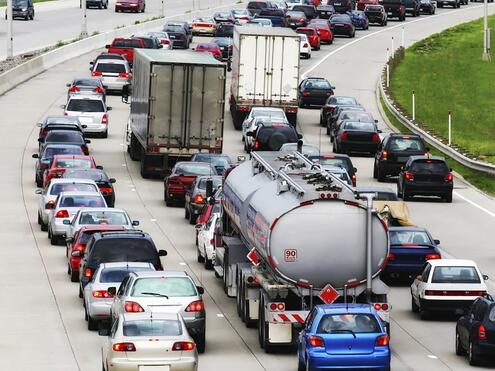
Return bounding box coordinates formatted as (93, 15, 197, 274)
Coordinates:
(229, 26, 300, 129)
(126, 49, 226, 177)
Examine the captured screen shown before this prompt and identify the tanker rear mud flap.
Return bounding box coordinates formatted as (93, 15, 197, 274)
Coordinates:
(268, 323, 292, 344)
(249, 299, 259, 320)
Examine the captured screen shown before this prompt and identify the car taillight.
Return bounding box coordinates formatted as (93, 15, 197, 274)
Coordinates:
(303, 43, 309, 47)
(68, 86, 79, 93)
(387, 252, 396, 261)
(83, 267, 93, 279)
(352, 174, 356, 186)
(45, 200, 56, 209)
(269, 302, 285, 311)
(124, 301, 145, 313)
(92, 290, 113, 298)
(380, 151, 388, 160)
(73, 243, 85, 253)
(185, 300, 204, 312)
(375, 335, 389, 346)
(99, 187, 113, 194)
(161, 39, 170, 44)
(444, 173, 453, 182)
(119, 72, 129, 78)
(300, 17, 305, 22)
(94, 86, 104, 94)
(374, 303, 389, 311)
(82, 145, 89, 155)
(372, 133, 380, 142)
(112, 342, 136, 352)
(425, 253, 441, 260)
(91, 71, 102, 77)
(64, 112, 68, 116)
(254, 140, 260, 150)
(55, 209, 69, 218)
(302, 92, 310, 96)
(172, 341, 196, 351)
(400, 5, 405, 11)
(193, 194, 205, 204)
(341, 132, 348, 140)
(404, 172, 414, 181)
(479, 324, 487, 341)
(308, 336, 324, 347)
(101, 114, 108, 125)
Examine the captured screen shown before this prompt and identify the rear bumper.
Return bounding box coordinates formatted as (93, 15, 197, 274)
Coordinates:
(383, 262, 423, 276)
(307, 348, 390, 370)
(106, 357, 197, 371)
(341, 141, 379, 154)
(477, 341, 495, 356)
(87, 299, 112, 320)
(420, 298, 474, 312)
(300, 96, 328, 106)
(171, 40, 188, 48)
(378, 161, 405, 176)
(51, 219, 70, 236)
(115, 5, 139, 11)
(101, 78, 128, 91)
(83, 123, 107, 134)
(403, 182, 453, 196)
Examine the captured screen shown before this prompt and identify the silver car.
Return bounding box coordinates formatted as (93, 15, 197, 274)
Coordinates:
(64, 94, 112, 138)
(279, 142, 320, 157)
(92, 58, 131, 92)
(100, 312, 198, 371)
(66, 207, 139, 239)
(243, 116, 289, 152)
(109, 271, 206, 353)
(48, 191, 107, 245)
(321, 165, 353, 186)
(37, 179, 99, 232)
(83, 262, 155, 330)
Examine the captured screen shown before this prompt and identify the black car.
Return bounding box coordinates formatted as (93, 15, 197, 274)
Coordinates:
(329, 14, 356, 37)
(328, 0, 355, 13)
(248, 122, 302, 151)
(419, 0, 436, 14)
(332, 109, 377, 137)
(163, 24, 190, 48)
(374, 133, 428, 181)
(165, 21, 192, 42)
(257, 8, 289, 27)
(132, 35, 163, 49)
(190, 153, 232, 175)
(316, 4, 335, 19)
(364, 4, 387, 26)
(78, 231, 167, 295)
(33, 144, 85, 187)
(214, 23, 235, 38)
(247, 0, 278, 16)
(327, 105, 366, 135)
(287, 10, 307, 28)
(319, 95, 360, 127)
(292, 4, 317, 19)
(63, 169, 116, 207)
(456, 295, 495, 366)
(333, 120, 381, 155)
(403, 0, 421, 16)
(7, 0, 34, 20)
(309, 154, 357, 186)
(213, 11, 235, 23)
(380, 0, 406, 21)
(212, 37, 233, 61)
(397, 156, 453, 202)
(41, 130, 90, 155)
(298, 77, 335, 108)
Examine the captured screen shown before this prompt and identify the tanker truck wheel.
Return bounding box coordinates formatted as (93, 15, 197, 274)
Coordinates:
(259, 294, 276, 353)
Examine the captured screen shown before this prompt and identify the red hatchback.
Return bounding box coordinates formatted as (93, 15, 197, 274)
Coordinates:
(164, 161, 217, 206)
(296, 27, 321, 50)
(43, 155, 99, 188)
(308, 20, 334, 44)
(194, 43, 223, 61)
(66, 225, 127, 282)
(115, 0, 145, 12)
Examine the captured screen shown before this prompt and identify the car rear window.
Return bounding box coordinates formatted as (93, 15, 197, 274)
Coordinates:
(73, 79, 100, 87)
(333, 97, 358, 105)
(194, 155, 231, 166)
(43, 146, 84, 159)
(252, 110, 286, 120)
(78, 231, 96, 244)
(90, 238, 158, 265)
(46, 131, 84, 143)
(341, 111, 373, 122)
(198, 177, 223, 189)
(61, 195, 105, 207)
(343, 121, 375, 131)
(95, 63, 127, 73)
(137, 38, 155, 48)
(164, 25, 184, 32)
(297, 29, 315, 35)
(306, 80, 331, 89)
(411, 160, 448, 173)
(67, 99, 105, 112)
(54, 159, 92, 169)
(123, 320, 182, 337)
(331, 15, 350, 22)
(317, 314, 381, 334)
(79, 211, 128, 225)
(258, 127, 298, 142)
(131, 277, 197, 297)
(46, 117, 79, 125)
(100, 266, 153, 283)
(389, 137, 425, 151)
(112, 39, 143, 48)
(64, 170, 109, 182)
(431, 266, 481, 284)
(50, 183, 97, 195)
(390, 230, 431, 246)
(248, 1, 268, 9)
(175, 164, 215, 176)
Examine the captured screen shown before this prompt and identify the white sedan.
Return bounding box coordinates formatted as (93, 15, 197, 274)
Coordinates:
(299, 34, 311, 59)
(411, 259, 489, 319)
(195, 213, 219, 269)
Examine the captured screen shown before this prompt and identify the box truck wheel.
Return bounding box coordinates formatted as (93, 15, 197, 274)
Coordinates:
(129, 133, 140, 161)
(140, 148, 151, 179)
(232, 110, 243, 130)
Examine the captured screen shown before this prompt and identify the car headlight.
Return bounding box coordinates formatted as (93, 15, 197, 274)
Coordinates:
(22, 8, 27, 11)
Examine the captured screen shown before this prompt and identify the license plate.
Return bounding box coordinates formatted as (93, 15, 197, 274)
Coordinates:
(138, 367, 170, 371)
(336, 23, 345, 26)
(169, 35, 175, 39)
(388, 12, 393, 15)
(334, 2, 342, 5)
(398, 157, 409, 162)
(79, 117, 93, 123)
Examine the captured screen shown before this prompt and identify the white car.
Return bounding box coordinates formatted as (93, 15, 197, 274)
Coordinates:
(245, 18, 273, 27)
(37, 179, 99, 232)
(100, 312, 198, 371)
(241, 106, 288, 140)
(66, 207, 139, 239)
(48, 191, 107, 245)
(286, 0, 304, 9)
(83, 262, 155, 331)
(279, 142, 320, 157)
(242, 116, 289, 151)
(64, 94, 112, 138)
(147, 31, 172, 49)
(92, 58, 131, 92)
(299, 34, 312, 59)
(195, 213, 219, 269)
(411, 259, 489, 319)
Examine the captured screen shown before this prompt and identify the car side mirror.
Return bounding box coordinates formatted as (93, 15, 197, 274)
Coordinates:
(377, 129, 382, 133)
(63, 220, 71, 225)
(415, 275, 422, 282)
(246, 132, 254, 137)
(425, 146, 430, 152)
(37, 122, 42, 127)
(71, 250, 82, 257)
(196, 286, 205, 295)
(159, 44, 163, 49)
(85, 139, 91, 144)
(353, 167, 357, 172)
(158, 249, 168, 257)
(107, 287, 117, 296)
(66, 83, 71, 87)
(195, 224, 203, 231)
(449, 168, 453, 172)
(483, 275, 489, 281)
(66, 237, 74, 244)
(60, 104, 66, 109)
(98, 328, 109, 336)
(89, 61, 94, 65)
(105, 44, 110, 49)
(81, 124, 88, 129)
(45, 202, 55, 210)
(96, 165, 103, 170)
(375, 119, 379, 123)
(237, 155, 246, 162)
(331, 85, 336, 89)
(297, 133, 303, 139)
(32, 153, 39, 158)
(107, 106, 112, 111)
(109, 178, 116, 183)
(433, 239, 440, 245)
(132, 220, 140, 226)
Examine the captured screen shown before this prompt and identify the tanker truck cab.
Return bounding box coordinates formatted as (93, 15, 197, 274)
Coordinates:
(218, 150, 391, 352)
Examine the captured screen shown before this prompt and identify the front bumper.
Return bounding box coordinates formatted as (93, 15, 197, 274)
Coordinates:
(107, 356, 197, 371)
(307, 347, 390, 370)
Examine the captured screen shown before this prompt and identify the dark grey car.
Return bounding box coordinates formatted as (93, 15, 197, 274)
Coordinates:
(184, 176, 222, 224)
(6, 0, 34, 20)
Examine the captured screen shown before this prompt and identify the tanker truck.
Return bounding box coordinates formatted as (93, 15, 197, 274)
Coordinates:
(214, 150, 390, 352)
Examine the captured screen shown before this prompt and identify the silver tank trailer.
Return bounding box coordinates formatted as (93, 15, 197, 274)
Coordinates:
(223, 153, 389, 290)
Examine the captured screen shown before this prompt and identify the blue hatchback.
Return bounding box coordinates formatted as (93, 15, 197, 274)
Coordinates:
(350, 10, 369, 30)
(297, 304, 390, 371)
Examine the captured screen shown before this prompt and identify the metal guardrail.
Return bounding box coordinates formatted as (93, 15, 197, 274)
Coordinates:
(379, 70, 495, 175)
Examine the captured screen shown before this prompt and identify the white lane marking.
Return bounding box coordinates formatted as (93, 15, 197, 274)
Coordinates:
(150, 218, 157, 222)
(454, 191, 495, 218)
(179, 262, 187, 266)
(302, 4, 487, 78)
(217, 313, 225, 318)
(121, 164, 127, 167)
(427, 355, 438, 359)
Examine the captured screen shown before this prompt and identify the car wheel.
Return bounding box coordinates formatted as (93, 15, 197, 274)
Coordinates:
(468, 340, 480, 365)
(101, 130, 108, 138)
(37, 212, 42, 225)
(195, 332, 206, 354)
(333, 141, 339, 153)
(455, 329, 466, 355)
(79, 285, 83, 298)
(184, 205, 190, 220)
(70, 268, 79, 283)
(50, 232, 59, 246)
(189, 211, 196, 225)
(444, 193, 453, 203)
(419, 303, 429, 320)
(377, 166, 386, 182)
(373, 163, 378, 179)
(197, 246, 205, 263)
(205, 256, 213, 270)
(411, 297, 419, 313)
(88, 315, 99, 331)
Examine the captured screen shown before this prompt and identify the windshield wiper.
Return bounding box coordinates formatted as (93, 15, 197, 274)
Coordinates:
(141, 292, 169, 299)
(330, 329, 357, 338)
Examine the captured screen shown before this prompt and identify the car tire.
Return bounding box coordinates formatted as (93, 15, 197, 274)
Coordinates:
(37, 212, 42, 225)
(184, 205, 190, 220)
(197, 247, 205, 263)
(205, 256, 213, 270)
(101, 130, 108, 138)
(70, 268, 79, 283)
(455, 329, 466, 355)
(419, 306, 429, 320)
(40, 218, 48, 232)
(350, 32, 355, 38)
(79, 285, 83, 298)
(377, 166, 386, 182)
(468, 340, 480, 365)
(50, 231, 59, 246)
(195, 332, 206, 354)
(333, 141, 339, 153)
(373, 163, 378, 179)
(165, 192, 173, 207)
(411, 297, 419, 313)
(88, 315, 99, 331)
(444, 193, 452, 203)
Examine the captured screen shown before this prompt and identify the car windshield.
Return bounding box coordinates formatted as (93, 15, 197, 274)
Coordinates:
(90, 239, 158, 265)
(252, 110, 286, 119)
(50, 183, 97, 195)
(131, 277, 197, 297)
(175, 164, 215, 176)
(215, 12, 230, 17)
(366, 5, 383, 11)
(233, 9, 248, 15)
(95, 63, 126, 73)
(42, 147, 84, 159)
(410, 160, 448, 173)
(64, 170, 109, 182)
(54, 159, 92, 169)
(100, 267, 152, 283)
(390, 230, 431, 245)
(60, 195, 105, 207)
(79, 211, 128, 225)
(343, 121, 375, 131)
(112, 39, 143, 48)
(67, 99, 105, 112)
(123, 320, 182, 337)
(46, 132, 84, 143)
(317, 314, 381, 334)
(198, 178, 223, 189)
(248, 1, 267, 9)
(45, 117, 79, 125)
(13, 0, 27, 6)
(431, 266, 481, 284)
(389, 137, 425, 151)
(306, 80, 331, 89)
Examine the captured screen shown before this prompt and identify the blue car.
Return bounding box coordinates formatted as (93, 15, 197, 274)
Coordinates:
(297, 304, 390, 371)
(383, 226, 442, 279)
(350, 10, 369, 30)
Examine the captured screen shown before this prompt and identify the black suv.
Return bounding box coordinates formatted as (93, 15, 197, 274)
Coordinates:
(397, 156, 453, 202)
(364, 4, 388, 26)
(456, 295, 495, 365)
(380, 0, 406, 21)
(248, 123, 302, 151)
(292, 4, 317, 19)
(374, 133, 428, 181)
(403, 0, 421, 16)
(78, 231, 167, 296)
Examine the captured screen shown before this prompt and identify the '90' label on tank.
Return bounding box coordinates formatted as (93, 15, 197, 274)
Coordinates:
(284, 249, 297, 262)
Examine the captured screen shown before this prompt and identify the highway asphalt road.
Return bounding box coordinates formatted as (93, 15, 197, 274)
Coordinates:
(0, 2, 494, 370)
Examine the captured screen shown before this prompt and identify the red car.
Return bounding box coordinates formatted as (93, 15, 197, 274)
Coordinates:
(43, 155, 99, 187)
(66, 225, 127, 282)
(357, 0, 379, 10)
(194, 43, 223, 61)
(296, 27, 321, 50)
(115, 0, 145, 13)
(308, 20, 334, 44)
(164, 161, 217, 206)
(105, 37, 146, 65)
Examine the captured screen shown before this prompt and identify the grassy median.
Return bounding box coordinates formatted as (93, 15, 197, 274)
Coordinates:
(390, 16, 495, 165)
